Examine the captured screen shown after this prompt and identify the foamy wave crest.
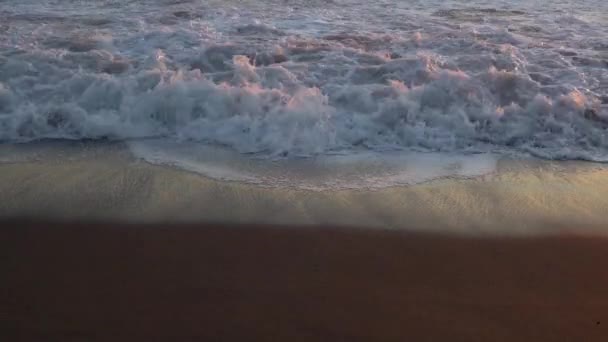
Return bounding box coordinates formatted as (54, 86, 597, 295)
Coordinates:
(1, 0, 607, 160)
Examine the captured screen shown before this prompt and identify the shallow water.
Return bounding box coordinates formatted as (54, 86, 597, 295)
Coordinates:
(129, 139, 498, 189)
(0, 0, 607, 185)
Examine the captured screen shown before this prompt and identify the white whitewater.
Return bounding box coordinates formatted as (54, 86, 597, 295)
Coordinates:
(0, 0, 607, 187)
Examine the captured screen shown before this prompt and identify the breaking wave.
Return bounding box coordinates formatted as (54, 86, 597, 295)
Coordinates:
(1, 0, 607, 160)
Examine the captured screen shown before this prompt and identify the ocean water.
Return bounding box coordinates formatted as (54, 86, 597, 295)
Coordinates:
(0, 0, 607, 187)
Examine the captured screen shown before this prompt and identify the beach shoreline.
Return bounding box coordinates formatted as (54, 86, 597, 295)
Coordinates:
(2, 1, 607, 339)
(1, 141, 608, 235)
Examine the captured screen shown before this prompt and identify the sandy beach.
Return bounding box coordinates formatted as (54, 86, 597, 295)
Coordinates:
(1, 141, 608, 235)
(2, 221, 607, 341)
(2, 142, 608, 340)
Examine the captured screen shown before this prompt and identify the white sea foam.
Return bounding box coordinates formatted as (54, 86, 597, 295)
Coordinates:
(0, 0, 607, 164)
(129, 139, 497, 190)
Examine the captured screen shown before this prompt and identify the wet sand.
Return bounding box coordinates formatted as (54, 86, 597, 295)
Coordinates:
(1, 221, 607, 341)
(1, 141, 608, 235)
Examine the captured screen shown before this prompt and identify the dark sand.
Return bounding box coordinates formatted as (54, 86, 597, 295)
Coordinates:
(2, 222, 607, 341)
